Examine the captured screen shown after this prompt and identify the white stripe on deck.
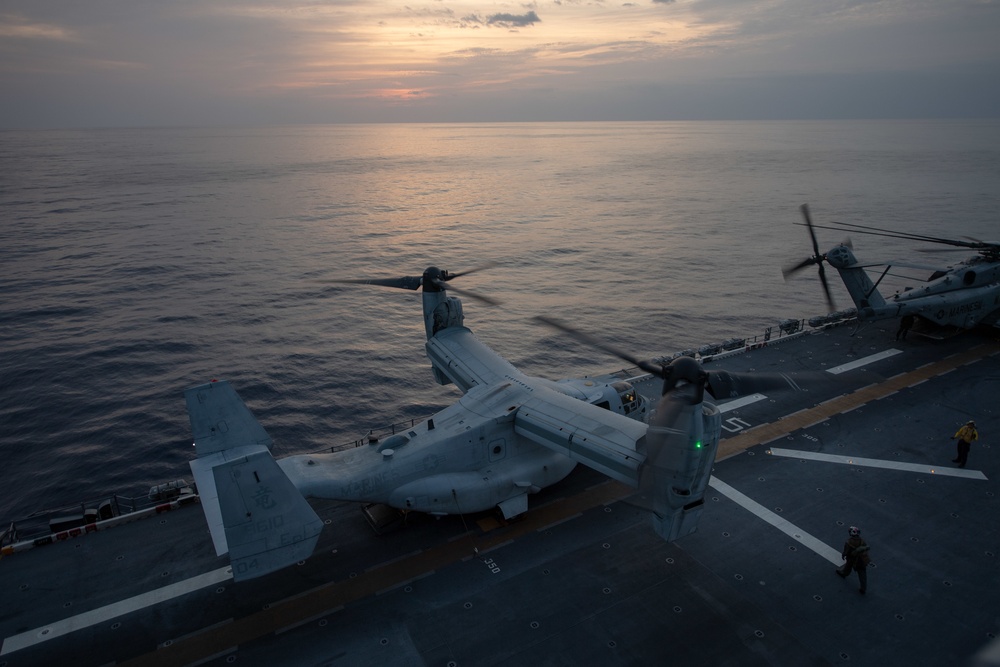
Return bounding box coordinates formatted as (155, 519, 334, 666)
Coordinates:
(718, 393, 767, 413)
(766, 448, 989, 479)
(708, 476, 841, 565)
(826, 349, 903, 375)
(1, 566, 234, 655)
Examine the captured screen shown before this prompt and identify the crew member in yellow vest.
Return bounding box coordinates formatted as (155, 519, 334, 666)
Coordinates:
(951, 420, 978, 468)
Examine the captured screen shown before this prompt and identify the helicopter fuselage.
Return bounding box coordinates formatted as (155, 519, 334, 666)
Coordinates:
(279, 381, 578, 517)
(826, 245, 1000, 329)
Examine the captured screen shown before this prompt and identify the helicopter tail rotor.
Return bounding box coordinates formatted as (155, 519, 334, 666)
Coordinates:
(783, 204, 837, 313)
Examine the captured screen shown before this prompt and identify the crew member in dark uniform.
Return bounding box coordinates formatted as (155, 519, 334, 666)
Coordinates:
(896, 314, 915, 340)
(836, 526, 871, 594)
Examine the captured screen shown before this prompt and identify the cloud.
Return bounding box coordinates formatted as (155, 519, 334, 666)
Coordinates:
(0, 14, 75, 40)
(486, 11, 541, 28)
(1, 0, 999, 126)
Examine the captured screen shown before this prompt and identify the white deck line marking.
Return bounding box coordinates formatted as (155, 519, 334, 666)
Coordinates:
(826, 349, 903, 375)
(718, 394, 767, 413)
(767, 448, 988, 480)
(709, 476, 841, 565)
(1, 566, 234, 655)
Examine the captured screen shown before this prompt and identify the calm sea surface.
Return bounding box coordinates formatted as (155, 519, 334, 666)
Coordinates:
(2, 120, 999, 520)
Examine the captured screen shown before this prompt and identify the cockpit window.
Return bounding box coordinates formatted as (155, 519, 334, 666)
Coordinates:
(612, 381, 639, 414)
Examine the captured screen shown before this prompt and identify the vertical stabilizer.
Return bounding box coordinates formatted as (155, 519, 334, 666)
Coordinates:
(211, 449, 323, 581)
(826, 245, 887, 309)
(185, 380, 323, 581)
(186, 381, 273, 456)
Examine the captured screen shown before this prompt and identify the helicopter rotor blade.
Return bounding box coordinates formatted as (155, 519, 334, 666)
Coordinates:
(319, 263, 501, 304)
(792, 204, 836, 312)
(806, 220, 997, 250)
(533, 316, 665, 378)
(781, 256, 818, 279)
(431, 279, 503, 306)
(916, 247, 984, 254)
(320, 275, 423, 291)
(801, 204, 822, 259)
(704, 369, 826, 400)
(441, 262, 499, 281)
(816, 261, 836, 312)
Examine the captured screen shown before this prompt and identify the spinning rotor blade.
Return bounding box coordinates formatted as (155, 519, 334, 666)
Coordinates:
(805, 220, 998, 251)
(802, 204, 821, 259)
(802, 204, 837, 312)
(916, 247, 985, 254)
(323, 275, 423, 290)
(321, 263, 501, 305)
(705, 369, 823, 400)
(781, 256, 819, 279)
(533, 316, 665, 378)
(431, 279, 502, 306)
(440, 262, 498, 281)
(816, 262, 835, 313)
(784, 204, 836, 312)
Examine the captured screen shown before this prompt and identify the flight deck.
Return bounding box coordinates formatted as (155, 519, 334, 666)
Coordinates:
(1, 318, 998, 666)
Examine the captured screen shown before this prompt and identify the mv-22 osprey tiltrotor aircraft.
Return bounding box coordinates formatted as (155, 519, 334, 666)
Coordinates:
(186, 266, 813, 581)
(785, 204, 1000, 333)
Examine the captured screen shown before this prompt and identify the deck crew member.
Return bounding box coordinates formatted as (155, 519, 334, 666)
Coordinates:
(951, 420, 978, 468)
(836, 526, 871, 595)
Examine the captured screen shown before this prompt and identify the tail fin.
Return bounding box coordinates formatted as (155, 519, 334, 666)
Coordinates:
(826, 245, 887, 310)
(186, 380, 274, 456)
(186, 381, 323, 581)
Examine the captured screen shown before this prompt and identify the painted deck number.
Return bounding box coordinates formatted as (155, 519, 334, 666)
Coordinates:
(483, 557, 501, 574)
(721, 417, 752, 433)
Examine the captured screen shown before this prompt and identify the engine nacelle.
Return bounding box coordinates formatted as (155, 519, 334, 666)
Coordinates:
(647, 402, 721, 542)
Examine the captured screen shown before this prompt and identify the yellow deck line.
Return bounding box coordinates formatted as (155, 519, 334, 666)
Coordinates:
(716, 341, 1000, 460)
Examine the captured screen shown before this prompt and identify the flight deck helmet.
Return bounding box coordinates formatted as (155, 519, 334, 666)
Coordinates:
(849, 526, 860, 537)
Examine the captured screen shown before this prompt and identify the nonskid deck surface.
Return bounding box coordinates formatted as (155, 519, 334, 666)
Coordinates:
(1, 320, 998, 666)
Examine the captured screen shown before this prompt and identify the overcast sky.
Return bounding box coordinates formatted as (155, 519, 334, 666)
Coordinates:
(2, 0, 998, 128)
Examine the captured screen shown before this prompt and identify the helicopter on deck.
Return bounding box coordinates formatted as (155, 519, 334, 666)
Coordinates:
(187, 266, 814, 581)
(784, 204, 1000, 334)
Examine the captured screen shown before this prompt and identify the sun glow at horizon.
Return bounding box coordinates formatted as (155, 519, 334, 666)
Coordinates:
(6, 0, 989, 125)
(207, 0, 719, 102)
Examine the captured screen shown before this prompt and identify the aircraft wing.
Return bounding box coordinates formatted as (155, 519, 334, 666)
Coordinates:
(513, 386, 648, 486)
(425, 326, 522, 393)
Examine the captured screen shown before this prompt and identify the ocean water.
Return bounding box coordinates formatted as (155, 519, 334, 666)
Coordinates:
(2, 120, 999, 522)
